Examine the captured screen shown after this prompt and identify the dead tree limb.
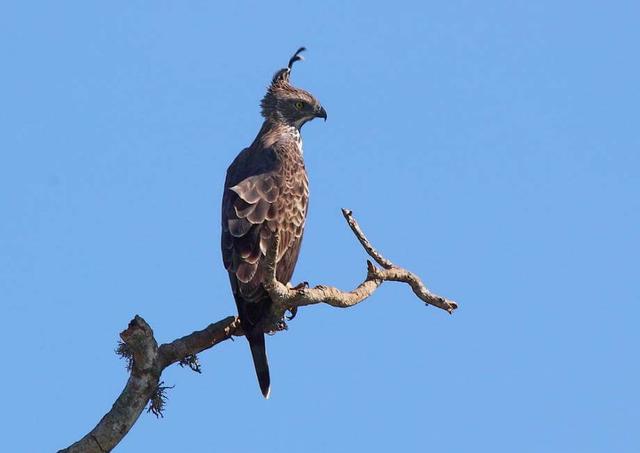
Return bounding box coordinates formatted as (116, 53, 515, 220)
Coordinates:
(58, 316, 241, 453)
(59, 209, 457, 452)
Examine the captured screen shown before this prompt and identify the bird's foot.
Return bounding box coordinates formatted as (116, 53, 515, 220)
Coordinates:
(284, 281, 306, 321)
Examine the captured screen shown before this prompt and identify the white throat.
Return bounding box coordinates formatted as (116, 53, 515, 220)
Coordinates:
(286, 126, 303, 154)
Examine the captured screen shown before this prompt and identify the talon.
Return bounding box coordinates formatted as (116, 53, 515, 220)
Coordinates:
(291, 281, 309, 291)
(286, 307, 298, 321)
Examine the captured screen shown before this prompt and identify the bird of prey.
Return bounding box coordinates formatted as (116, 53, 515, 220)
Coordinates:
(221, 48, 327, 398)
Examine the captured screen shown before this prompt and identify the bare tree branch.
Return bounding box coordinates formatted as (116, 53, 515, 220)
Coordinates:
(263, 208, 458, 325)
(59, 209, 457, 452)
(58, 316, 241, 453)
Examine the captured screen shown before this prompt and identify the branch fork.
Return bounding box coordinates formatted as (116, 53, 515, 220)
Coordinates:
(262, 208, 457, 326)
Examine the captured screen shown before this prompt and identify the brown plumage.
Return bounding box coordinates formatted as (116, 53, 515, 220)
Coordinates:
(221, 47, 326, 398)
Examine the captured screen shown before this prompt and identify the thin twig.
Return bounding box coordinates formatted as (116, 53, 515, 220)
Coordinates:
(341, 208, 394, 269)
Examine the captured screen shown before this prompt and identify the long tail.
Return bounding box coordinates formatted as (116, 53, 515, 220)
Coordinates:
(246, 330, 271, 399)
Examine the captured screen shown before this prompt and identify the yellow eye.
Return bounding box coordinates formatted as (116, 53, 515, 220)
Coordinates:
(295, 101, 304, 110)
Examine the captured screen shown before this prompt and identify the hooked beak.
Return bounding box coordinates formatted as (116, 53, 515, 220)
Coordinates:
(315, 105, 327, 121)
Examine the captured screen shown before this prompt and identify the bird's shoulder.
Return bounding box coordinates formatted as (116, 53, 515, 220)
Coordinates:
(225, 126, 305, 187)
(224, 143, 280, 190)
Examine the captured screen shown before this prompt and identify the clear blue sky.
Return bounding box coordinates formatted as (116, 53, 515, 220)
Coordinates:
(1, 2, 638, 452)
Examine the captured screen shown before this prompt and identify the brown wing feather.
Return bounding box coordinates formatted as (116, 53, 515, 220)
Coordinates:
(226, 172, 280, 285)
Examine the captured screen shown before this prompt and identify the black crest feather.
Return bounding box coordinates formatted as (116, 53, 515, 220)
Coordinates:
(288, 47, 306, 69)
(271, 46, 307, 85)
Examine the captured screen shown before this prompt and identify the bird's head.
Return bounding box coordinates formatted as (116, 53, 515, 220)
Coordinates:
(260, 47, 327, 129)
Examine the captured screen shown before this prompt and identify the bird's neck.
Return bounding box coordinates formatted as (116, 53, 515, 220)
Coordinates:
(265, 116, 301, 132)
(256, 119, 303, 152)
